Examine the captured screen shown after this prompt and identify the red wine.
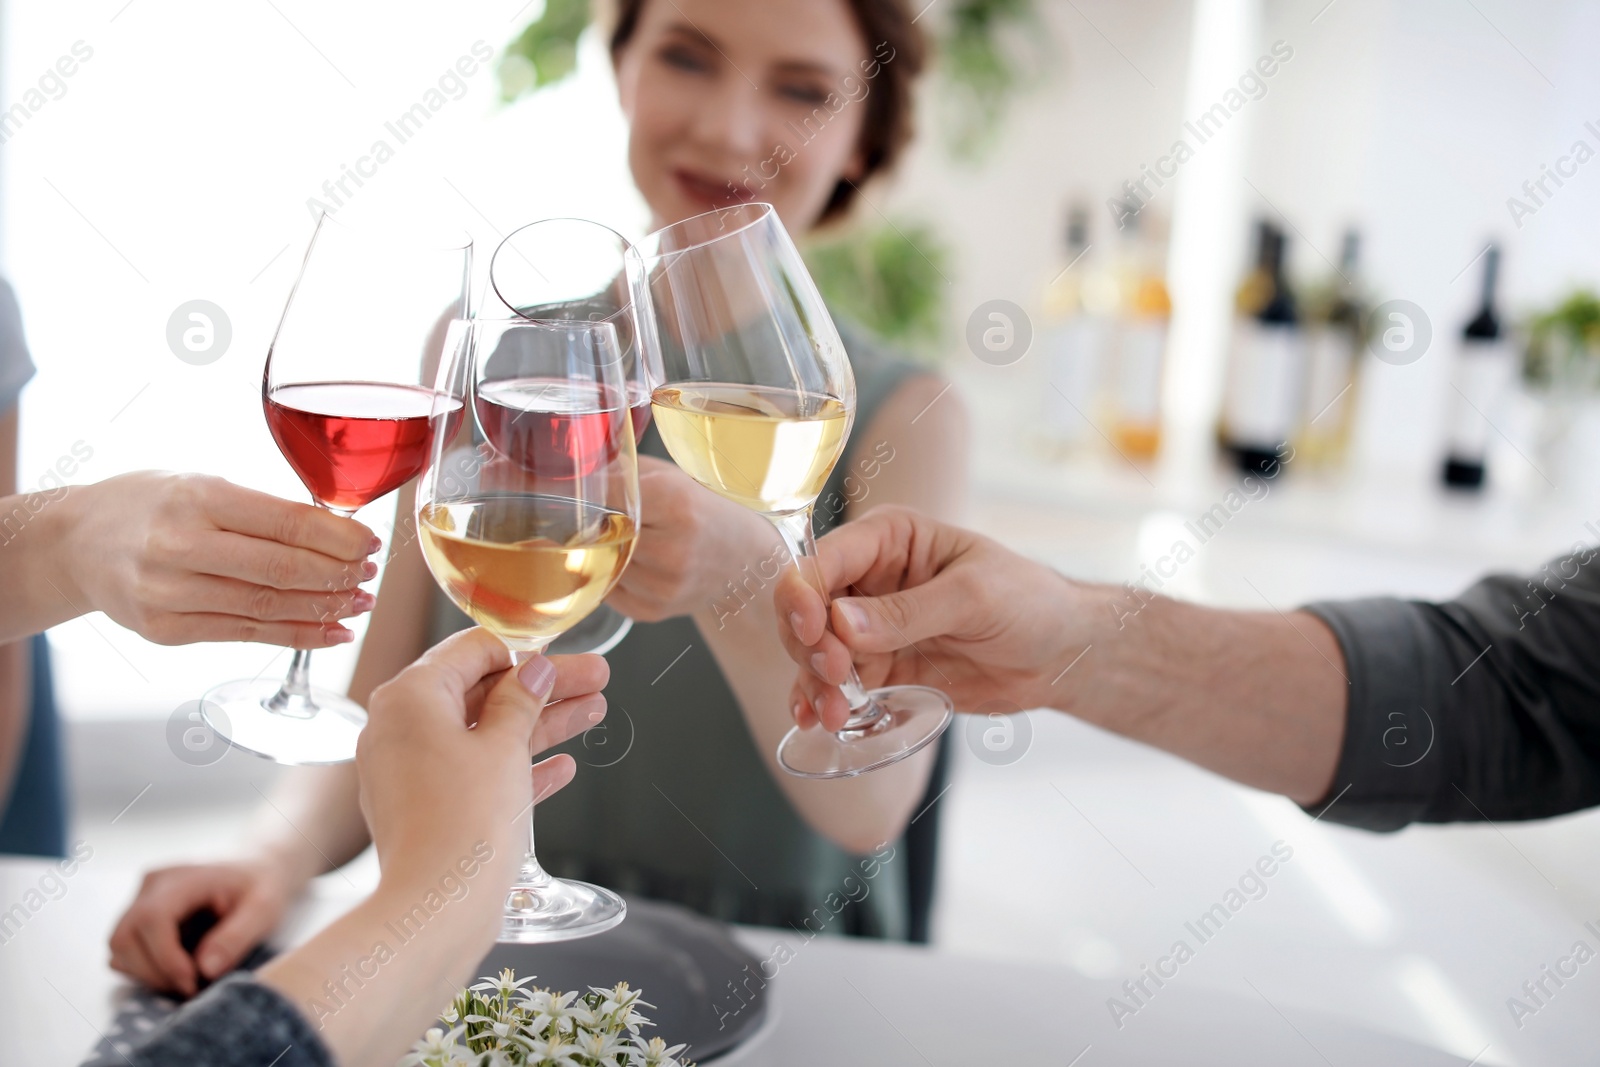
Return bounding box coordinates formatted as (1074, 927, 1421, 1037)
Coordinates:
(476, 377, 631, 480)
(265, 381, 452, 511)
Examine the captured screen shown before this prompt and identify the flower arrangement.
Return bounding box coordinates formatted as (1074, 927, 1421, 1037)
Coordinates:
(401, 968, 694, 1067)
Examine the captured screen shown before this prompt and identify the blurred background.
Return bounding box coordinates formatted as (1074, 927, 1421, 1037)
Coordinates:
(5, 0, 1600, 1062)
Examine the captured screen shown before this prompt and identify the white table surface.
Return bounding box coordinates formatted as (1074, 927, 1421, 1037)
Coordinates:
(0, 858, 1463, 1066)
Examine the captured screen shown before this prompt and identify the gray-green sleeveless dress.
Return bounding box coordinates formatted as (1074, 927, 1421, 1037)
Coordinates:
(427, 320, 940, 938)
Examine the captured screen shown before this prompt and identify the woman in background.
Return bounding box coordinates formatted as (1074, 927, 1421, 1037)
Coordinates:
(112, 0, 968, 995)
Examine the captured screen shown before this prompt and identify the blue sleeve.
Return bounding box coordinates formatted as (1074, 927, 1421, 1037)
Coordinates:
(123, 975, 335, 1067)
(0, 278, 34, 412)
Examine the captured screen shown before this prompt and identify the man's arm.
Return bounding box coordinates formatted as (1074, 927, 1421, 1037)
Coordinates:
(777, 506, 1347, 807)
(782, 507, 1600, 831)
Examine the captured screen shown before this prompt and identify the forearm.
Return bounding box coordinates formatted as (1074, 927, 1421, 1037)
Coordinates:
(257, 879, 494, 1067)
(0, 487, 87, 641)
(1065, 586, 1346, 806)
(0, 638, 30, 810)
(249, 763, 368, 882)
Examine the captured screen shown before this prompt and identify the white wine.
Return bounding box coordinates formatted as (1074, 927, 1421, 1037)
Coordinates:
(651, 383, 850, 515)
(419, 496, 636, 652)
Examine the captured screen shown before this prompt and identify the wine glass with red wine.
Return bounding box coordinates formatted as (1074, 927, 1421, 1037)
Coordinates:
(486, 218, 660, 656)
(201, 212, 471, 765)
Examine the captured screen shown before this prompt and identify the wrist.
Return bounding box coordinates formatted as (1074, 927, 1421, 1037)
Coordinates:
(1047, 575, 1175, 731)
(33, 483, 90, 618)
(369, 863, 502, 959)
(254, 836, 329, 894)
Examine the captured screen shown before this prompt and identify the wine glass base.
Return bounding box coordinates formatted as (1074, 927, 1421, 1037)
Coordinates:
(545, 605, 634, 656)
(500, 878, 627, 943)
(200, 679, 366, 766)
(777, 684, 953, 779)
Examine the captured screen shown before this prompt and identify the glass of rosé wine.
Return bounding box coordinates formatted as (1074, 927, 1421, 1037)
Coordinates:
(201, 212, 471, 765)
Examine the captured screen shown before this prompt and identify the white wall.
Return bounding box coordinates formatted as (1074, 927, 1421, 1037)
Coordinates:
(1, 0, 643, 719)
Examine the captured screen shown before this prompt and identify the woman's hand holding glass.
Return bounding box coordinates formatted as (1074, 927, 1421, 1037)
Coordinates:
(108, 629, 609, 999)
(417, 309, 639, 943)
(8, 471, 378, 648)
(602, 455, 778, 624)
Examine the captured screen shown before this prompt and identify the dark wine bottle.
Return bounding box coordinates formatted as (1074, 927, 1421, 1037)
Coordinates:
(1441, 244, 1509, 490)
(1222, 220, 1303, 477)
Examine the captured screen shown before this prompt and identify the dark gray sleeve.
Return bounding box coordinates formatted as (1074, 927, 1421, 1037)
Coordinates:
(124, 975, 334, 1067)
(1300, 543, 1600, 831)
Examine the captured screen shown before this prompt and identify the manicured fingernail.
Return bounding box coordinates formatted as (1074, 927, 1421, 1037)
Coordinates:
(587, 709, 605, 723)
(328, 628, 355, 644)
(360, 561, 379, 580)
(810, 652, 829, 678)
(367, 535, 383, 554)
(836, 600, 868, 635)
(351, 591, 376, 611)
(788, 611, 804, 636)
(518, 655, 556, 699)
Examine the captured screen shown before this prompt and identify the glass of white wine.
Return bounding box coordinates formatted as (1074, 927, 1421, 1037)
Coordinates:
(418, 312, 639, 942)
(638, 202, 953, 778)
(486, 218, 663, 657)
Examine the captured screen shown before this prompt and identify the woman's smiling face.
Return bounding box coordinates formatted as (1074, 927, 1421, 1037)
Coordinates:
(613, 0, 874, 234)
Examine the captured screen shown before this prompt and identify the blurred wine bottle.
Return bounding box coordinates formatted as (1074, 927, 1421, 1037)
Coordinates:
(1110, 207, 1170, 461)
(1041, 202, 1105, 451)
(1441, 243, 1513, 490)
(1222, 219, 1304, 477)
(1297, 229, 1366, 466)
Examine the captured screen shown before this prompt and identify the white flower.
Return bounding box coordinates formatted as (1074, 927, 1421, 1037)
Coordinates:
(411, 968, 694, 1067)
(571, 1026, 631, 1067)
(524, 988, 582, 1034)
(399, 1025, 471, 1067)
(521, 1031, 585, 1066)
(633, 1035, 691, 1067)
(472, 968, 539, 1000)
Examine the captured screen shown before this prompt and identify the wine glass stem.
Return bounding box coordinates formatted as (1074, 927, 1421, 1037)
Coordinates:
(510, 644, 555, 888)
(772, 508, 884, 731)
(262, 648, 317, 717)
(262, 500, 352, 719)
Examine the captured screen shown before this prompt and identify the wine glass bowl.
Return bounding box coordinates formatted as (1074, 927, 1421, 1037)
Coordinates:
(637, 202, 954, 779)
(201, 213, 472, 766)
(487, 219, 662, 656)
(419, 312, 638, 940)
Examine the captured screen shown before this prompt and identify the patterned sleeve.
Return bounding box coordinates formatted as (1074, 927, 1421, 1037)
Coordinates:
(123, 975, 335, 1067)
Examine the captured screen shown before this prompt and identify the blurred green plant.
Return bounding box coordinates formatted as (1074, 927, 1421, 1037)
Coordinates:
(1524, 289, 1600, 391)
(940, 0, 1048, 160)
(804, 221, 950, 363)
(499, 0, 591, 101)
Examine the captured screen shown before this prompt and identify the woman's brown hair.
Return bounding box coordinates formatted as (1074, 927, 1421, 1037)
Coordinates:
(607, 0, 927, 225)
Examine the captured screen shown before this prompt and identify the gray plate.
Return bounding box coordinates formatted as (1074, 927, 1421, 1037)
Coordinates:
(475, 896, 769, 1063)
